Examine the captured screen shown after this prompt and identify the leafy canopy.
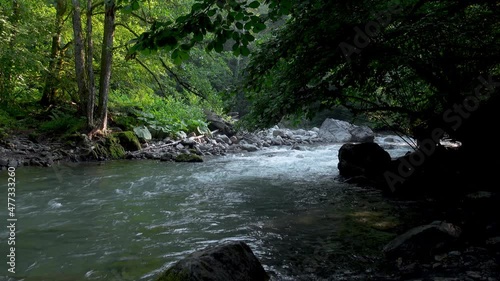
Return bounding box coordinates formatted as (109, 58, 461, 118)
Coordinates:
(127, 0, 290, 61)
(132, 0, 500, 140)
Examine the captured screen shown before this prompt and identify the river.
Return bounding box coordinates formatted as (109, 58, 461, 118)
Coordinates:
(0, 137, 413, 281)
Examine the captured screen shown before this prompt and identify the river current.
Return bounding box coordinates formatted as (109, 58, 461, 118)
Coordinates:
(0, 136, 412, 281)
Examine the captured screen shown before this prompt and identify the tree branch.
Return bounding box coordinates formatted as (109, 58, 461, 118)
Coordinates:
(158, 56, 206, 99)
(134, 57, 166, 97)
(114, 22, 139, 37)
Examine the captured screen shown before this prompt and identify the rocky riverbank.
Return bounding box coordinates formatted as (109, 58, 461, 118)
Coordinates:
(0, 118, 375, 169)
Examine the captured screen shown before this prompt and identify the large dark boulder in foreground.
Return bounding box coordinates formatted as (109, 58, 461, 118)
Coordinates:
(156, 241, 269, 281)
(337, 142, 391, 186)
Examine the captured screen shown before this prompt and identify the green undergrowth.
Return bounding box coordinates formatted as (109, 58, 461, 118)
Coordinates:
(109, 89, 214, 137)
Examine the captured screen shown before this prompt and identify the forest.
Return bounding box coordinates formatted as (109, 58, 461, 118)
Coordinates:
(1, 0, 498, 147)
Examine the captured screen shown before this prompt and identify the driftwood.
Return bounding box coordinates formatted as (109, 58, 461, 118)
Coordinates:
(141, 131, 216, 151)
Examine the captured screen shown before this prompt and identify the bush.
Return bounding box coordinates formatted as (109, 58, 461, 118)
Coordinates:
(109, 89, 211, 137)
(39, 109, 86, 135)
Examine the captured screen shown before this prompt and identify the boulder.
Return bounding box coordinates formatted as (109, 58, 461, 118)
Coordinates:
(155, 241, 269, 281)
(240, 144, 259, 152)
(383, 221, 462, 260)
(216, 135, 232, 145)
(113, 131, 141, 151)
(350, 126, 375, 143)
(337, 142, 391, 185)
(133, 125, 152, 141)
(318, 118, 374, 143)
(272, 129, 287, 137)
(205, 110, 235, 137)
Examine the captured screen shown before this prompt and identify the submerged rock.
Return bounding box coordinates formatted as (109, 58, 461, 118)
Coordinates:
(155, 241, 269, 281)
(174, 153, 203, 162)
(383, 221, 462, 261)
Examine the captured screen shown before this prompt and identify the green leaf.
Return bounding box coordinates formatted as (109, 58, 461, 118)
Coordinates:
(214, 41, 224, 53)
(244, 22, 253, 30)
(240, 45, 250, 56)
(253, 22, 267, 32)
(131, 1, 140, 10)
(233, 46, 240, 56)
(232, 42, 239, 51)
(180, 43, 192, 51)
(122, 5, 133, 13)
(193, 33, 203, 42)
(235, 22, 244, 29)
(244, 33, 255, 42)
(171, 49, 179, 59)
(179, 50, 190, 60)
(235, 12, 245, 21)
(207, 9, 217, 17)
(248, 1, 260, 9)
(206, 41, 214, 52)
(192, 3, 204, 12)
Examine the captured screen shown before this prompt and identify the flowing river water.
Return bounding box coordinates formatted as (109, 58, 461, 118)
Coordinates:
(0, 137, 414, 281)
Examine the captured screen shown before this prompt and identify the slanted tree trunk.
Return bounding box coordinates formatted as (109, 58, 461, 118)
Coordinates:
(71, 0, 89, 119)
(96, 0, 116, 132)
(0, 0, 20, 104)
(86, 0, 95, 127)
(41, 0, 67, 107)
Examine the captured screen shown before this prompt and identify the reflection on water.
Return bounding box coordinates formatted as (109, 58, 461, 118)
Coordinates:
(0, 138, 412, 281)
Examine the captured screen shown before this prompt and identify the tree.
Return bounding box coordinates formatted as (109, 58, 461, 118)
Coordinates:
(85, 0, 95, 126)
(96, 0, 116, 132)
(71, 0, 90, 119)
(0, 0, 56, 106)
(70, 0, 117, 133)
(41, 0, 70, 107)
(0, 0, 20, 103)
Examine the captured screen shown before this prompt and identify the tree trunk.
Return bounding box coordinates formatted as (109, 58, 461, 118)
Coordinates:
(97, 0, 116, 132)
(41, 0, 67, 107)
(71, 0, 89, 118)
(86, 0, 95, 127)
(0, 0, 20, 104)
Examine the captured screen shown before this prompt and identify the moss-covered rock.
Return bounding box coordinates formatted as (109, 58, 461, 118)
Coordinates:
(174, 153, 203, 162)
(107, 135, 126, 159)
(90, 135, 126, 160)
(113, 131, 141, 151)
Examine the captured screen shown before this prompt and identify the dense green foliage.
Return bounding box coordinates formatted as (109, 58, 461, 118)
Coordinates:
(0, 0, 239, 138)
(242, 0, 500, 135)
(2, 0, 499, 144)
(133, 0, 499, 141)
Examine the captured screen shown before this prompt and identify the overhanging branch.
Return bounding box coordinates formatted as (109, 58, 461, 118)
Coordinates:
(158, 57, 206, 100)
